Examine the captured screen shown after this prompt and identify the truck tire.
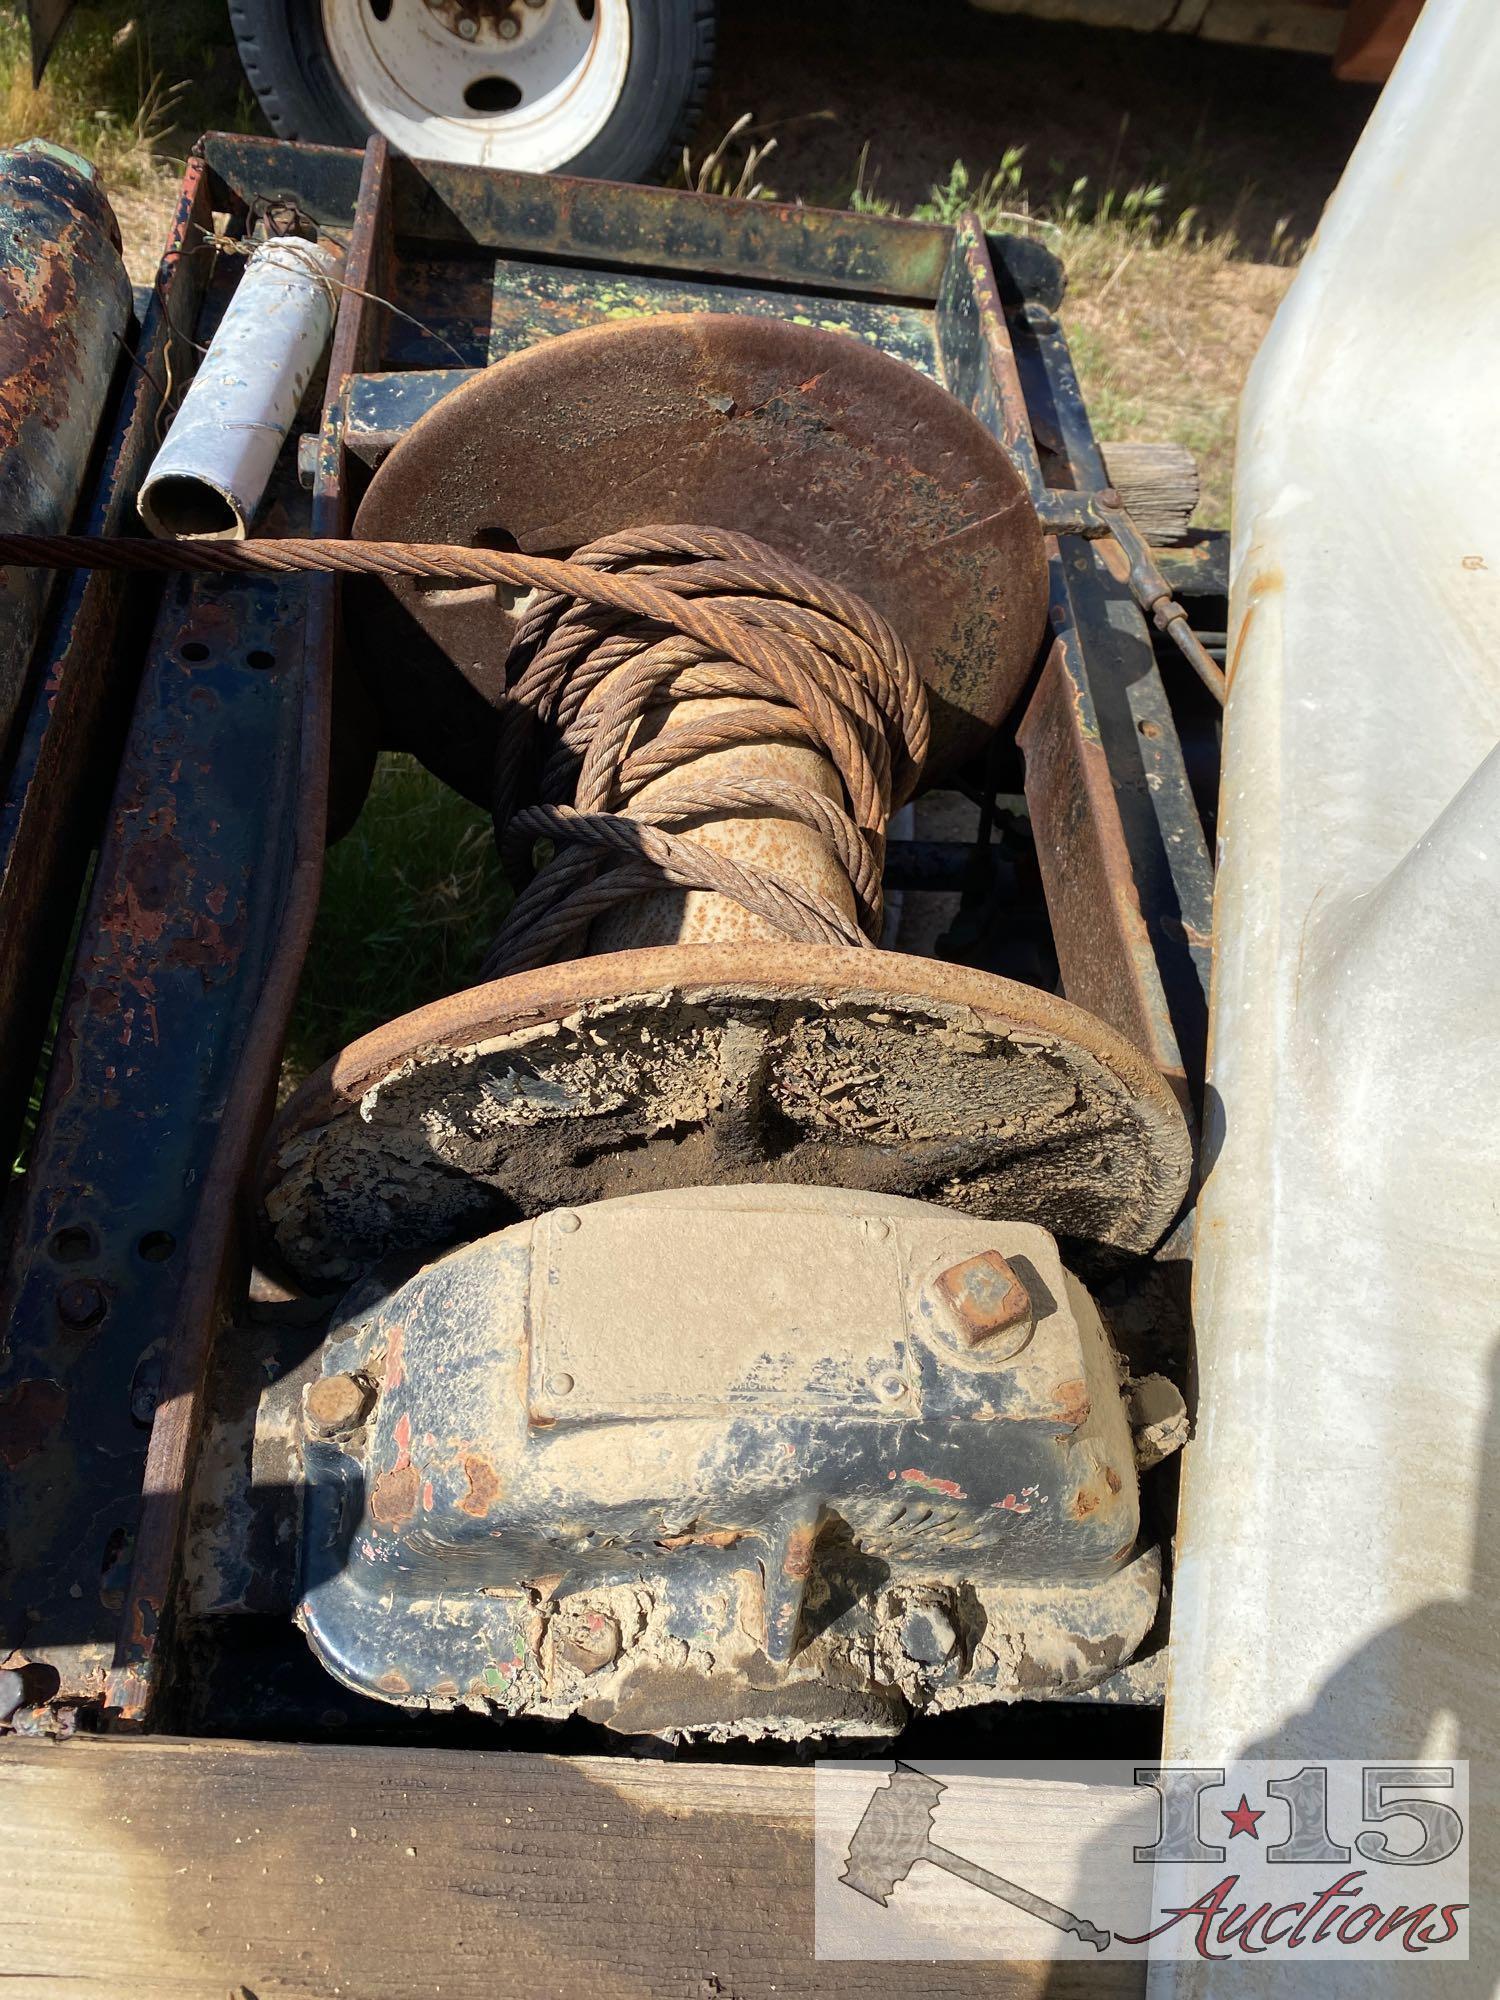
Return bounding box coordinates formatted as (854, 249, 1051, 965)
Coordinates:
(228, 0, 716, 181)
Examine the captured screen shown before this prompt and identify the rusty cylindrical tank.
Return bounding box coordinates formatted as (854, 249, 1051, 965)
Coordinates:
(0, 141, 131, 751)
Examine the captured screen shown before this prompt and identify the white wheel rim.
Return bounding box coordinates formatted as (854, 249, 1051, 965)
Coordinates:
(321, 0, 631, 169)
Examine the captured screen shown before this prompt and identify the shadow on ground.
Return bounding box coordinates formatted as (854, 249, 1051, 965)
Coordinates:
(706, 0, 1379, 254)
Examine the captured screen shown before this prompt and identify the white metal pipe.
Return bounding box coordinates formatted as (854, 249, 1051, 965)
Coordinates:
(138, 237, 340, 541)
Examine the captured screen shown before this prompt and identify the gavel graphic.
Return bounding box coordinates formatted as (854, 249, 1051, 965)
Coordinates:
(841, 1763, 1112, 1953)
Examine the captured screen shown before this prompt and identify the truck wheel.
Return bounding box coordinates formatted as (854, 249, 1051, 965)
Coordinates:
(228, 0, 716, 180)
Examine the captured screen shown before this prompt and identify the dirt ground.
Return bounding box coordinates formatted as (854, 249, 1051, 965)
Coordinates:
(705, 0, 1375, 250)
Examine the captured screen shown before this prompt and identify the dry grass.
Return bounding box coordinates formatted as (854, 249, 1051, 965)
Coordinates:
(674, 109, 779, 201)
(1052, 224, 1293, 529)
(899, 153, 1300, 528)
(0, 12, 178, 265)
(280, 754, 510, 1091)
(0, 0, 253, 273)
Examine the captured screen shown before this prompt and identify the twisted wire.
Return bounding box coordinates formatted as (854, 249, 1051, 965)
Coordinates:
(0, 527, 928, 973)
(482, 526, 922, 975)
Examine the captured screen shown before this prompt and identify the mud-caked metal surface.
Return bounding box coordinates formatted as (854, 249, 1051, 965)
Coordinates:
(347, 314, 1049, 801)
(261, 942, 1193, 1290)
(294, 1187, 1160, 1739)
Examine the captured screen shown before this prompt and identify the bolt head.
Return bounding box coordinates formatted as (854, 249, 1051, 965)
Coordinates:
(456, 12, 478, 33)
(900, 1599, 958, 1666)
(497, 13, 520, 34)
(305, 1372, 374, 1437)
(933, 1250, 1034, 1356)
(556, 1611, 620, 1676)
(555, 1210, 581, 1234)
(56, 1279, 105, 1330)
(545, 1371, 575, 1398)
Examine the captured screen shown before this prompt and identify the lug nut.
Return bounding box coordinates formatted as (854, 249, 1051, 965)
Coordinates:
(457, 13, 478, 34)
(933, 1249, 1034, 1357)
(305, 1371, 374, 1437)
(498, 14, 520, 35)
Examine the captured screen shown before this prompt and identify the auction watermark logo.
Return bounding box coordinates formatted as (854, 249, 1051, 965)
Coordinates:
(814, 1761, 1468, 1962)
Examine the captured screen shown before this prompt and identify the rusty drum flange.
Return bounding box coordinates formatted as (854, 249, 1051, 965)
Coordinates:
(260, 942, 1191, 1290)
(347, 315, 1049, 803)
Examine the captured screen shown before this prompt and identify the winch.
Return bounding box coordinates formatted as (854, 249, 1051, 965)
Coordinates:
(247, 310, 1189, 1736)
(0, 137, 1213, 1748)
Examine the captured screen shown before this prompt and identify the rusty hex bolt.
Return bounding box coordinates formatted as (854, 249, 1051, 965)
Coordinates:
(305, 1371, 374, 1437)
(933, 1250, 1034, 1357)
(56, 1279, 106, 1330)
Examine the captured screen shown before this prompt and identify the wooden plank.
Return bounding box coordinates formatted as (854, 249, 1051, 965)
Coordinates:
(1097, 441, 1200, 547)
(0, 1736, 1145, 1998)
